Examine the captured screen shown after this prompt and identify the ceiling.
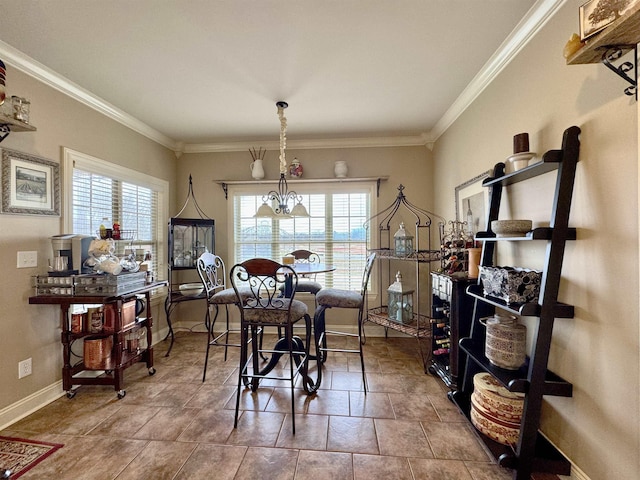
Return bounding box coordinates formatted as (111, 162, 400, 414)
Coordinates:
(0, 0, 559, 153)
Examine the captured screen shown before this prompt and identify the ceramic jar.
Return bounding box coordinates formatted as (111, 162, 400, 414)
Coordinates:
(334, 160, 348, 178)
(480, 313, 526, 370)
(289, 158, 303, 178)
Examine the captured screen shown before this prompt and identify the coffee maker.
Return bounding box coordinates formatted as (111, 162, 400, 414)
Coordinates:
(51, 234, 93, 274)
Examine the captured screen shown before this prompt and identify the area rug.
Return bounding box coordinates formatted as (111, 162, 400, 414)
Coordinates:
(0, 436, 63, 479)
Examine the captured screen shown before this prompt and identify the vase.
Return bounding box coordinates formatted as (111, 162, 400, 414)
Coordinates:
(250, 159, 265, 180)
(334, 160, 348, 178)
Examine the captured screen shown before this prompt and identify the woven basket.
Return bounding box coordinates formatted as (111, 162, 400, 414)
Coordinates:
(84, 335, 113, 369)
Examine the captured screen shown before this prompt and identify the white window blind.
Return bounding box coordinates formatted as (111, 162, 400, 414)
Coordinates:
(63, 148, 168, 280)
(230, 183, 374, 291)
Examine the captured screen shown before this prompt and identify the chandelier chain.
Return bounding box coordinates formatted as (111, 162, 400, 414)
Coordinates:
(278, 104, 287, 174)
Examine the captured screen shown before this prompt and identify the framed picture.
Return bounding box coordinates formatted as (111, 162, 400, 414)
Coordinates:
(455, 169, 492, 237)
(580, 0, 640, 41)
(1, 148, 60, 216)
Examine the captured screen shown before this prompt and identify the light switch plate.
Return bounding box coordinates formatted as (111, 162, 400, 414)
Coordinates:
(17, 251, 37, 268)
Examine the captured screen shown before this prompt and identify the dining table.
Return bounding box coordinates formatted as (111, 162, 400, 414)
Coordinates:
(282, 262, 335, 297)
(248, 261, 336, 392)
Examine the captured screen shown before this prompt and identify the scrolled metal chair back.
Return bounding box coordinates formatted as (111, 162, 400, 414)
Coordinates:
(290, 249, 321, 265)
(197, 252, 226, 298)
(231, 258, 298, 313)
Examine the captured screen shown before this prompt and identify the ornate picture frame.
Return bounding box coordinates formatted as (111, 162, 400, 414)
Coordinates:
(1, 148, 60, 216)
(454, 169, 492, 236)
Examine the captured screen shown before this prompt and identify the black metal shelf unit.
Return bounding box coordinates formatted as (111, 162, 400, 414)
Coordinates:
(164, 176, 215, 356)
(363, 185, 444, 373)
(450, 126, 580, 480)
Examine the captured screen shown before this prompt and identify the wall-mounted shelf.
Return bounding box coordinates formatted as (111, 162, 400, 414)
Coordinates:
(567, 3, 640, 65)
(567, 3, 640, 98)
(0, 112, 37, 142)
(215, 176, 389, 198)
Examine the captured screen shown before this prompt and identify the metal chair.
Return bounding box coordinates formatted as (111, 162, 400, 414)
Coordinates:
(196, 252, 244, 382)
(230, 258, 319, 434)
(286, 249, 323, 295)
(313, 253, 376, 392)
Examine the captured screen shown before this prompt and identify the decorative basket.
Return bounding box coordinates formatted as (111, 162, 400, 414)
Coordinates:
(479, 266, 542, 304)
(83, 335, 113, 369)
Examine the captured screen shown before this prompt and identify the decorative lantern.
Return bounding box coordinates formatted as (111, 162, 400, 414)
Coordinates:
(394, 222, 414, 257)
(387, 271, 414, 324)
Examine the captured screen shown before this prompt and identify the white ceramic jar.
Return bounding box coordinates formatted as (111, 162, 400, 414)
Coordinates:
(334, 160, 348, 178)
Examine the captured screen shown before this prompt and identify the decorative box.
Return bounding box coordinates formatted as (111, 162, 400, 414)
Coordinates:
(74, 272, 147, 296)
(103, 299, 137, 332)
(470, 373, 524, 446)
(479, 266, 542, 304)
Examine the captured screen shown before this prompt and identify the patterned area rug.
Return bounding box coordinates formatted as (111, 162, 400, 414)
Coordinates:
(0, 436, 63, 479)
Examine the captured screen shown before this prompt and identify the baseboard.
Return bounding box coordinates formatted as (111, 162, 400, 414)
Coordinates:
(0, 381, 64, 430)
(169, 319, 404, 338)
(0, 327, 172, 430)
(562, 463, 590, 480)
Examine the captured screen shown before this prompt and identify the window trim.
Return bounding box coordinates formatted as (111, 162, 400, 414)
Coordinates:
(226, 179, 379, 291)
(62, 147, 169, 281)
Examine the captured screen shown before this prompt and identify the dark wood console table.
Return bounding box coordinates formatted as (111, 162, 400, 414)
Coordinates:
(29, 281, 166, 399)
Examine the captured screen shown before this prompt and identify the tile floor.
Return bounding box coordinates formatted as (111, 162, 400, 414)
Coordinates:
(1, 330, 517, 480)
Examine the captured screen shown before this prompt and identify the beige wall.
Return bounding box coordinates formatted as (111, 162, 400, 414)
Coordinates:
(0, 69, 176, 413)
(3, 2, 638, 478)
(0, 67, 436, 421)
(433, 2, 638, 479)
(171, 146, 435, 325)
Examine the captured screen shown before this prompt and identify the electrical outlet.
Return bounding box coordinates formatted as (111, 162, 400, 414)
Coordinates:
(18, 358, 32, 379)
(17, 251, 37, 268)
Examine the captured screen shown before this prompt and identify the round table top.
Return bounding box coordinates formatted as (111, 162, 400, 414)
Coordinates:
(288, 262, 335, 275)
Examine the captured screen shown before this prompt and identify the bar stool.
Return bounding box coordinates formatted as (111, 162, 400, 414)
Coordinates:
(287, 249, 323, 296)
(230, 258, 318, 434)
(313, 253, 376, 392)
(197, 252, 247, 382)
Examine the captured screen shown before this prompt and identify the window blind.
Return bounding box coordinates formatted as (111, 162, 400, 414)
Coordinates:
(63, 148, 168, 280)
(231, 183, 373, 291)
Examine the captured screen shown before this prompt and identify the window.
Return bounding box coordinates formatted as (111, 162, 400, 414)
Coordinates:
(229, 182, 375, 290)
(62, 148, 169, 280)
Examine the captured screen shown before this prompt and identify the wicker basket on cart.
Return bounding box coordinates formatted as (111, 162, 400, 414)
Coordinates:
(84, 335, 113, 369)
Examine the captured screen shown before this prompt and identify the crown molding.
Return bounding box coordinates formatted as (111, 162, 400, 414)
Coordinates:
(0, 40, 178, 150)
(183, 135, 428, 154)
(427, 0, 566, 144)
(0, 0, 564, 153)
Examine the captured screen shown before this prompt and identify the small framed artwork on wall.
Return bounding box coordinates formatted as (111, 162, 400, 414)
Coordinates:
(1, 148, 60, 216)
(579, 0, 640, 41)
(455, 170, 492, 237)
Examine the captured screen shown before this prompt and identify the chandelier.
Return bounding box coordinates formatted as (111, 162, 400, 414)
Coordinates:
(254, 101, 309, 218)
